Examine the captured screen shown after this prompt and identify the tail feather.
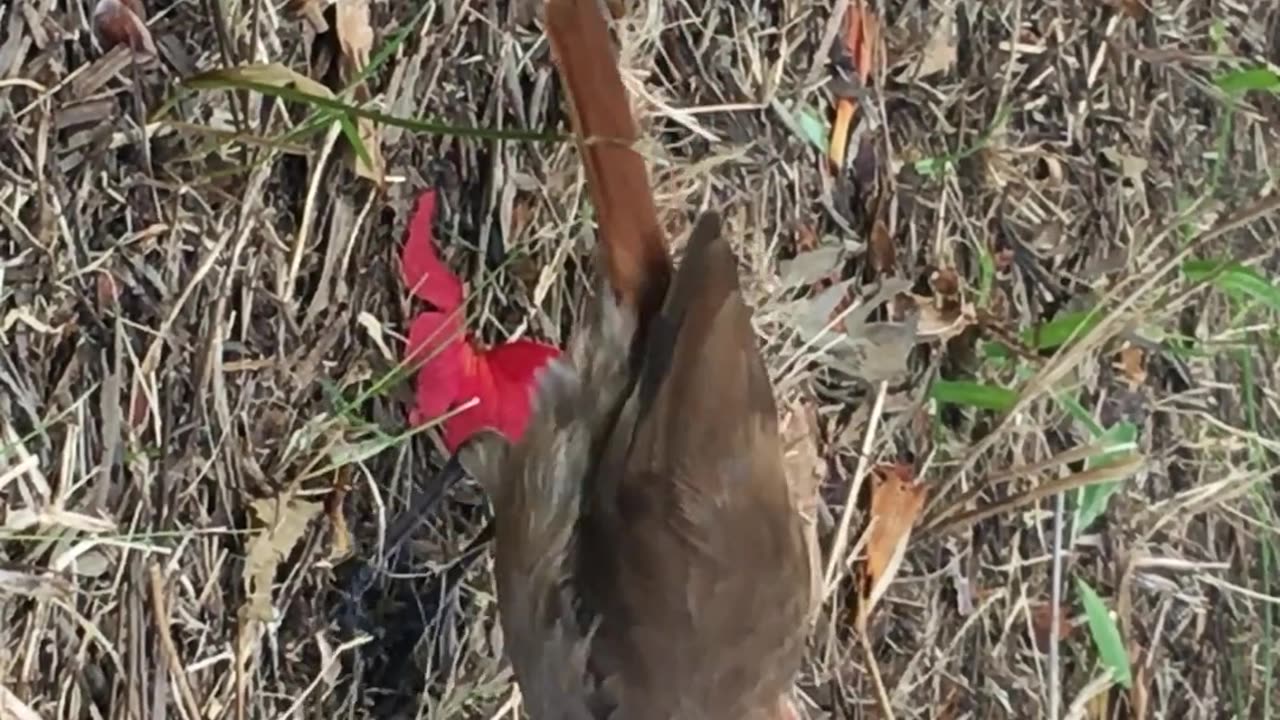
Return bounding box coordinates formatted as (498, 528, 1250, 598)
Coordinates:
(544, 0, 671, 323)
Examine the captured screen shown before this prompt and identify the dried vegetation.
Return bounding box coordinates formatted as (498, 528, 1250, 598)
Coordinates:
(2, 0, 1279, 718)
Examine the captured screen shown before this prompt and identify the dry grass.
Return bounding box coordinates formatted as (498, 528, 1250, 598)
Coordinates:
(2, 0, 1279, 718)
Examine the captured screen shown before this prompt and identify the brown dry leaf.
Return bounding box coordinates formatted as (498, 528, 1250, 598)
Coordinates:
(325, 469, 353, 563)
(930, 268, 960, 298)
(829, 0, 881, 170)
(332, 0, 383, 183)
(857, 463, 927, 630)
(1029, 601, 1072, 653)
(1115, 346, 1147, 389)
(243, 491, 323, 622)
(868, 217, 894, 275)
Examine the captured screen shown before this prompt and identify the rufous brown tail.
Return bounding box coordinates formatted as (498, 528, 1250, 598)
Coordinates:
(543, 0, 671, 324)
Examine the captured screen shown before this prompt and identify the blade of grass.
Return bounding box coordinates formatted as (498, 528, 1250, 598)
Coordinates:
(1073, 420, 1138, 532)
(930, 380, 1017, 412)
(1076, 576, 1133, 689)
(1182, 259, 1280, 312)
(184, 66, 565, 143)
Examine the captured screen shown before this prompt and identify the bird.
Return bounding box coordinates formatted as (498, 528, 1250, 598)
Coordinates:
(458, 0, 816, 717)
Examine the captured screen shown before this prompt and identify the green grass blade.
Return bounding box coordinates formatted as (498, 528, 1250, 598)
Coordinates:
(1073, 420, 1139, 532)
(184, 67, 565, 143)
(1076, 576, 1133, 689)
(1213, 67, 1280, 95)
(930, 380, 1017, 411)
(1021, 309, 1103, 351)
(1182, 259, 1280, 312)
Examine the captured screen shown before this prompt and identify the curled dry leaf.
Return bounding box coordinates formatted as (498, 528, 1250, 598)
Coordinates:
(243, 492, 323, 622)
(867, 217, 894, 275)
(93, 0, 157, 61)
(857, 463, 928, 631)
(829, 0, 881, 171)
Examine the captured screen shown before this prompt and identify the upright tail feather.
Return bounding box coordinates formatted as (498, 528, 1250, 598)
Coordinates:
(543, 0, 671, 324)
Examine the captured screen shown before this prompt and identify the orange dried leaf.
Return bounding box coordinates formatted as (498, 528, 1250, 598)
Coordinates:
(1115, 346, 1147, 389)
(828, 1, 881, 170)
(858, 463, 927, 629)
(829, 99, 855, 171)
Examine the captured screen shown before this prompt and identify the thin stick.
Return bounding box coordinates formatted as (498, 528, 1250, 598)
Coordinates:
(1048, 491, 1065, 720)
(858, 628, 895, 720)
(148, 564, 204, 720)
(822, 380, 888, 600)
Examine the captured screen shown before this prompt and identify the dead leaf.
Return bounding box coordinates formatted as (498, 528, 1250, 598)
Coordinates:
(837, 318, 917, 384)
(930, 268, 960, 298)
(325, 469, 353, 563)
(1029, 601, 1072, 653)
(1115, 346, 1147, 389)
(243, 491, 323, 622)
(857, 463, 928, 630)
(829, 0, 881, 170)
(910, 292, 974, 341)
(868, 217, 894, 275)
(911, 8, 956, 78)
(780, 247, 843, 288)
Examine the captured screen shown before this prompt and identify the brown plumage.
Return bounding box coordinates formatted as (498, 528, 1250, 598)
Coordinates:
(461, 1, 813, 717)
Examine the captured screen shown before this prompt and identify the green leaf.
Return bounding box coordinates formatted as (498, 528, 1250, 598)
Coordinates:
(930, 380, 1017, 411)
(792, 104, 829, 153)
(1074, 420, 1139, 531)
(914, 156, 948, 177)
(1214, 67, 1280, 96)
(1182, 259, 1280, 312)
(1021, 309, 1102, 351)
(184, 64, 564, 143)
(1076, 577, 1133, 689)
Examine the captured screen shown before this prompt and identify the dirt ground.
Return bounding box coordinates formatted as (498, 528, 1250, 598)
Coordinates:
(2, 0, 1279, 718)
